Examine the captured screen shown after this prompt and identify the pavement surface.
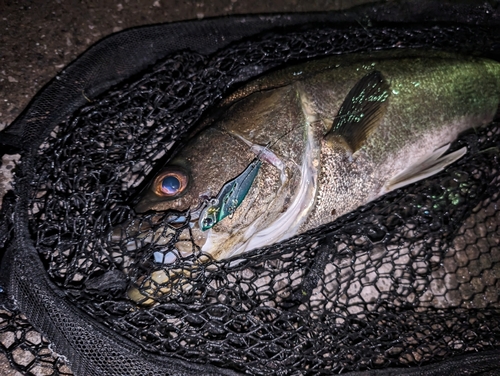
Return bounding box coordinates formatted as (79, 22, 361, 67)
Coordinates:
(0, 0, 374, 128)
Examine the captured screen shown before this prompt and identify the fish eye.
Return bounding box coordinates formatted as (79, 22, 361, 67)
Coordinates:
(162, 176, 180, 194)
(153, 168, 189, 197)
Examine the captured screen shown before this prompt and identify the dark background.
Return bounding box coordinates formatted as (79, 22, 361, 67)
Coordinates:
(0, 0, 374, 128)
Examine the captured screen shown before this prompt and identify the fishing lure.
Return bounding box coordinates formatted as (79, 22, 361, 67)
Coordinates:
(199, 158, 262, 231)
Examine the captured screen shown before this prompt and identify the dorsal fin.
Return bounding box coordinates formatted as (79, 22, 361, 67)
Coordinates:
(325, 70, 390, 153)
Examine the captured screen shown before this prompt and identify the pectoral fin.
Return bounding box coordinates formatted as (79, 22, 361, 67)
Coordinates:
(386, 145, 467, 192)
(325, 71, 390, 153)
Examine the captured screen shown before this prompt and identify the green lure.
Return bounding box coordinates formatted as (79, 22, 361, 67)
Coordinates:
(199, 158, 262, 231)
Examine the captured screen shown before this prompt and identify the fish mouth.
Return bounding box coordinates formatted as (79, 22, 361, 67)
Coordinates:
(111, 207, 209, 305)
(110, 209, 201, 262)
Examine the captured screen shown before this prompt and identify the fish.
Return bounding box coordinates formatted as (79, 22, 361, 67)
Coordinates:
(128, 49, 500, 303)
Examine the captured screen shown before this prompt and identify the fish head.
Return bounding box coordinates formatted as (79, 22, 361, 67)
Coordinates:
(133, 85, 307, 263)
(132, 85, 316, 266)
(134, 125, 274, 258)
(136, 127, 257, 214)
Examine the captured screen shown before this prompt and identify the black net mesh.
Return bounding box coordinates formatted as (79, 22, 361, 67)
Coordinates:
(0, 307, 73, 375)
(1, 3, 500, 376)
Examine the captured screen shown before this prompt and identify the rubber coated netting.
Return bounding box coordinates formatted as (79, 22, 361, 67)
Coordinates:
(1, 9, 500, 376)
